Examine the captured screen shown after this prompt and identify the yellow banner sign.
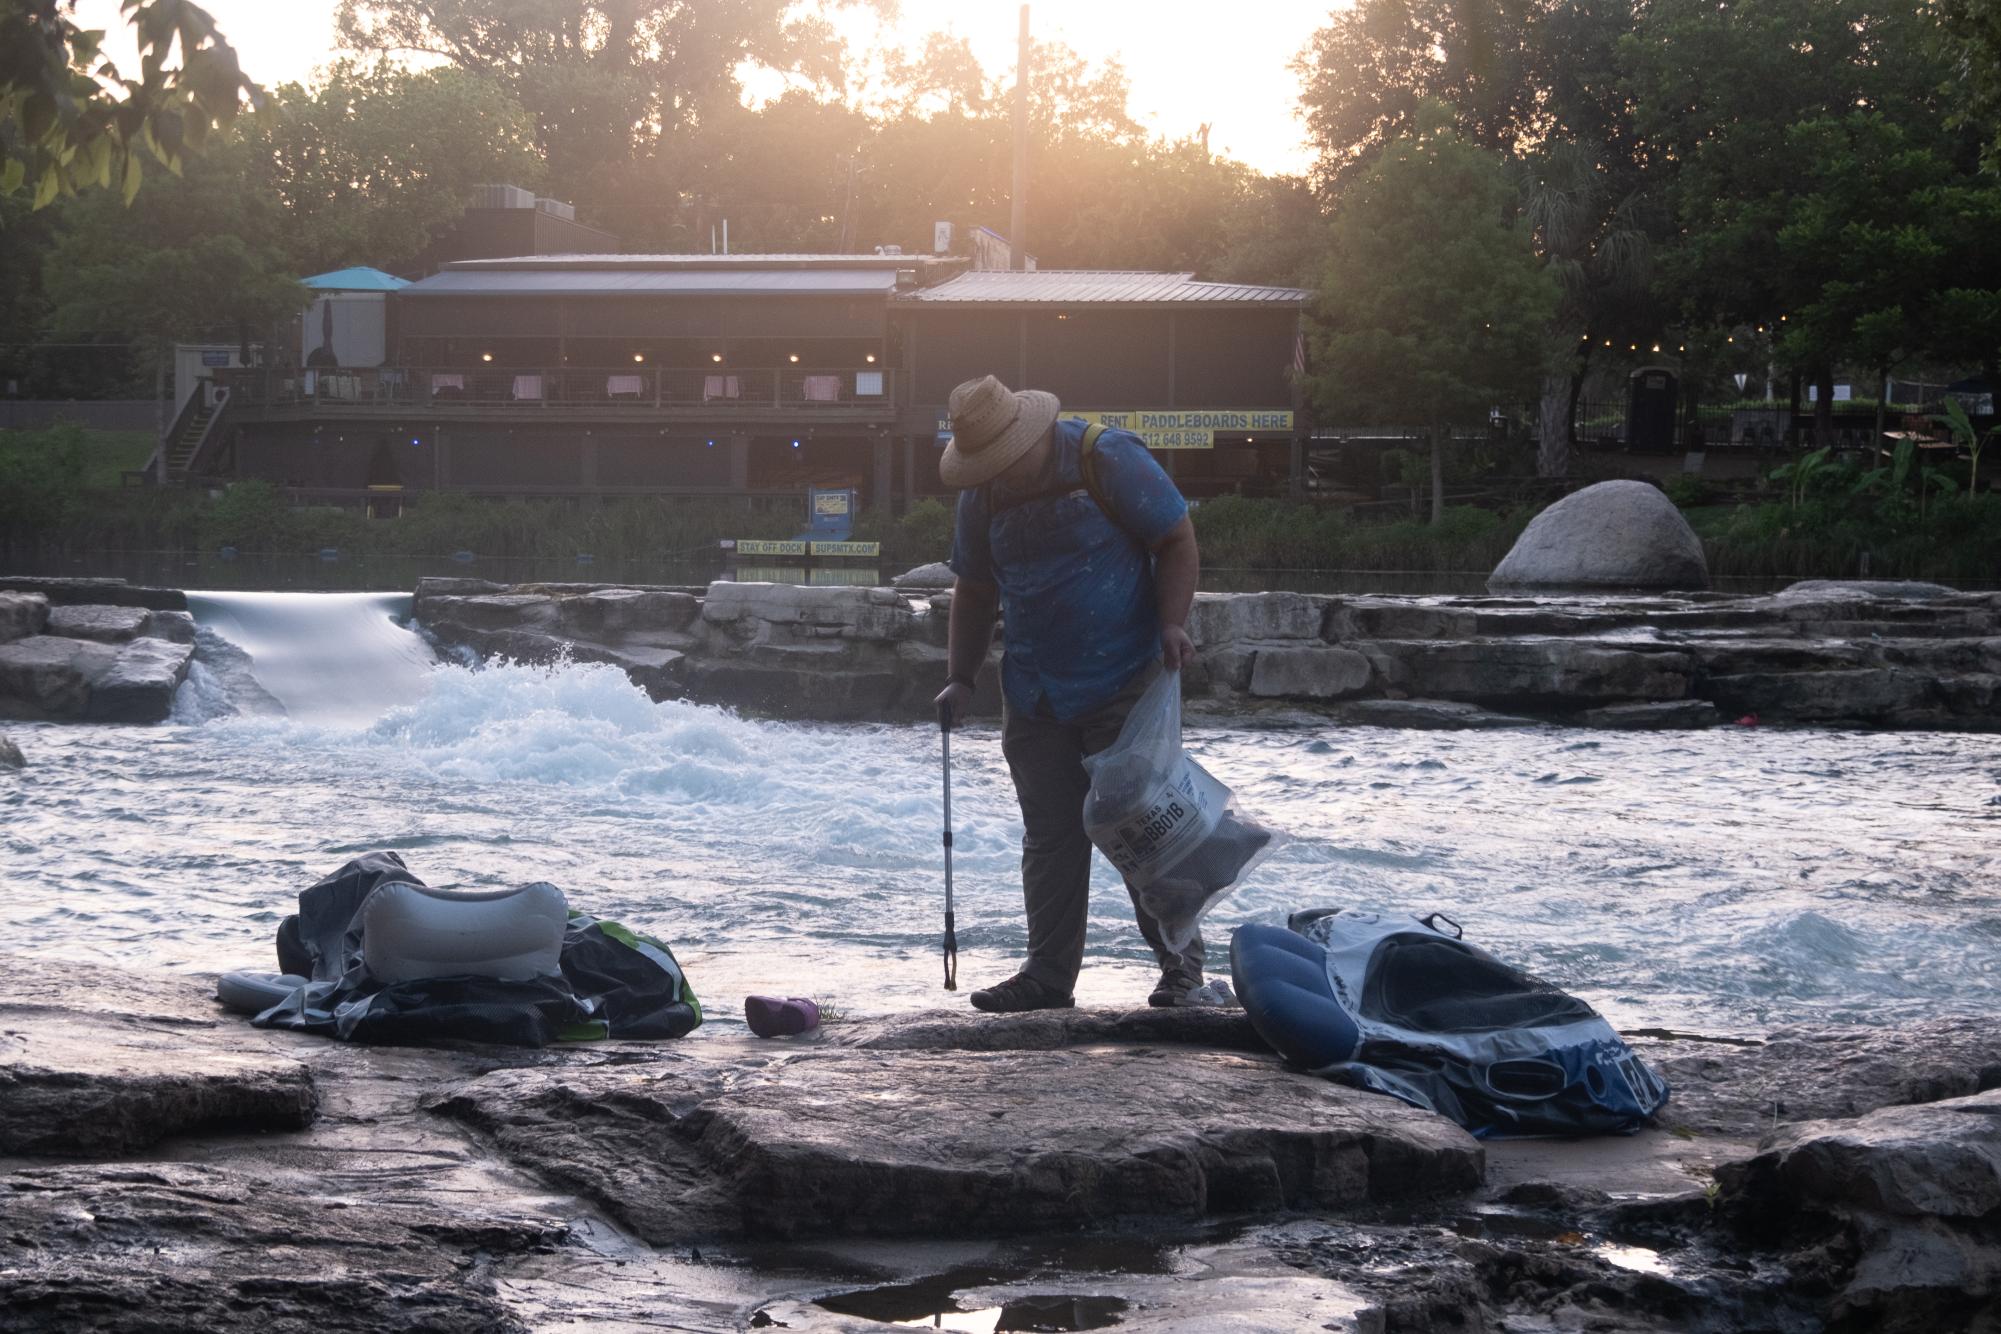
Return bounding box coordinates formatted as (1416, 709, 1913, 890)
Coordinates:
(1070, 410, 1294, 450)
(808, 541, 881, 557)
(733, 539, 807, 556)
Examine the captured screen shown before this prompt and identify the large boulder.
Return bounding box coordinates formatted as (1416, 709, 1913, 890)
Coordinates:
(891, 561, 956, 589)
(0, 733, 22, 768)
(1489, 480, 1709, 591)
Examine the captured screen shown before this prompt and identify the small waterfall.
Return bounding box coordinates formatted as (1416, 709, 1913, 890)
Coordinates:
(186, 591, 439, 724)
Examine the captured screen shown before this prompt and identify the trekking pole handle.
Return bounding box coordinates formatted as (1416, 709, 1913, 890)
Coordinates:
(937, 697, 954, 733)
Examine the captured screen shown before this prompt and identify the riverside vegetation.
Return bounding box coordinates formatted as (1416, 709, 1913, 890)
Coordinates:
(3, 423, 1998, 581)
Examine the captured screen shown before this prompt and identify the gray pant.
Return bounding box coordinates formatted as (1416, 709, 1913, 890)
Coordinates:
(1001, 666, 1206, 994)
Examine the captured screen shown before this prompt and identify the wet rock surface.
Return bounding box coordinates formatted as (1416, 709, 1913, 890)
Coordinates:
(430, 1044, 1483, 1242)
(411, 577, 2001, 730)
(9, 954, 2001, 1331)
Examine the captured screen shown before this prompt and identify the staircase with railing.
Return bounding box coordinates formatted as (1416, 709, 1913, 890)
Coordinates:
(144, 385, 232, 483)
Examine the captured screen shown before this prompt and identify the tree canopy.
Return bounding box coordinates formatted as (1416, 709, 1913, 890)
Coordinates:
(0, 0, 260, 207)
(1307, 109, 1557, 519)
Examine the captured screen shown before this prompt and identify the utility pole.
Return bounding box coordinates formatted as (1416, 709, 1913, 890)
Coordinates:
(1010, 4, 1029, 271)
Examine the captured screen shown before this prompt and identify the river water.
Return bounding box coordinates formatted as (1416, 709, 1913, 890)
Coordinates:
(4, 592, 1997, 1037)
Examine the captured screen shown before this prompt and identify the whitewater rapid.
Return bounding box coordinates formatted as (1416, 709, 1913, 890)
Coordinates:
(3, 603, 1998, 1032)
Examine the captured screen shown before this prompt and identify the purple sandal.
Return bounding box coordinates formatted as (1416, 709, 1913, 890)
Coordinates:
(745, 995, 821, 1038)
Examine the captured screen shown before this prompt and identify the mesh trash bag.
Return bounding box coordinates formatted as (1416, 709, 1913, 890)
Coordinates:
(1083, 669, 1281, 949)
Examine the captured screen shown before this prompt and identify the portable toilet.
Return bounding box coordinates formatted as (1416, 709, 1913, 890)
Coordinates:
(1626, 366, 1680, 453)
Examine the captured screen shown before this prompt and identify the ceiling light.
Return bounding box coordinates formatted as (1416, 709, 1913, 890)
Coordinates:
(865, 353, 877, 363)
(788, 354, 800, 363)
(481, 352, 493, 362)
(712, 353, 724, 363)
(633, 353, 645, 363)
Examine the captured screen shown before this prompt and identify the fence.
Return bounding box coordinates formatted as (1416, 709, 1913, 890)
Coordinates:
(0, 400, 157, 432)
(218, 366, 896, 415)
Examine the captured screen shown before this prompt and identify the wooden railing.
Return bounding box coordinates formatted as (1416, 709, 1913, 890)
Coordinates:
(219, 366, 896, 414)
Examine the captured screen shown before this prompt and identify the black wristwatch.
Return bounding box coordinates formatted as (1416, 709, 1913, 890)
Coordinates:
(946, 673, 976, 690)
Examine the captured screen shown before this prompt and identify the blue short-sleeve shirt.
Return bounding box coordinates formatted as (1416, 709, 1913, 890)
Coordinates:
(949, 418, 1188, 720)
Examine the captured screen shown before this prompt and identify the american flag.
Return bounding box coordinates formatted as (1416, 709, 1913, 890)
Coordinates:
(1290, 328, 1307, 380)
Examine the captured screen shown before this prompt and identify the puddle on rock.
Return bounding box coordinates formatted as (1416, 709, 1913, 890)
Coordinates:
(810, 1269, 1128, 1331)
(1595, 1242, 1672, 1276)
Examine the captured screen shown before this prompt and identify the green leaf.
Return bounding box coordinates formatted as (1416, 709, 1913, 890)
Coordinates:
(32, 163, 61, 210)
(0, 158, 23, 194)
(121, 151, 142, 205)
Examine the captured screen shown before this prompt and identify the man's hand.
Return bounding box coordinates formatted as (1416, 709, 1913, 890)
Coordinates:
(935, 679, 974, 726)
(1161, 623, 1195, 671)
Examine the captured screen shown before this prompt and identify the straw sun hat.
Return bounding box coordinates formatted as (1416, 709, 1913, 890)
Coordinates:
(940, 375, 1060, 488)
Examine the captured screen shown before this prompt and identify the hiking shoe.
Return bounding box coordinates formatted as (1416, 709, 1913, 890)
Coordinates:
(970, 973, 1075, 1013)
(1148, 973, 1204, 1008)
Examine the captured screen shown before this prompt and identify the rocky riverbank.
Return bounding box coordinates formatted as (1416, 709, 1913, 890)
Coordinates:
(3, 951, 1997, 1332)
(0, 577, 195, 724)
(414, 576, 2001, 729)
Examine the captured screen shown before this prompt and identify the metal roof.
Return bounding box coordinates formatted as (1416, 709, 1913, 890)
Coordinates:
(401, 268, 901, 298)
(896, 270, 1308, 306)
(442, 253, 932, 273)
(303, 266, 410, 291)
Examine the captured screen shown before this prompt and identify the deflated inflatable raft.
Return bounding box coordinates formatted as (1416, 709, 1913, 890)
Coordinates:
(1230, 909, 1669, 1138)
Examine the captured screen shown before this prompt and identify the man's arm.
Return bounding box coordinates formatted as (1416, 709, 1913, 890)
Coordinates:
(935, 577, 1000, 723)
(1152, 515, 1199, 670)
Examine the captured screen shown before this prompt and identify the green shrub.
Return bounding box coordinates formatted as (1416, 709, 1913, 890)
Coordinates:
(1663, 474, 1710, 508)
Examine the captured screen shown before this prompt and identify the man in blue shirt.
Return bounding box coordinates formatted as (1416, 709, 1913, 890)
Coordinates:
(934, 374, 1204, 1012)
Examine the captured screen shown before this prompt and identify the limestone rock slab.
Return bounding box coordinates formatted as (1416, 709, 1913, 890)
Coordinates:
(1642, 1017, 2001, 1139)
(1732, 1088, 2001, 1219)
(0, 576, 186, 611)
(0, 590, 49, 642)
(46, 603, 150, 643)
(434, 1045, 1482, 1242)
(1248, 645, 1374, 699)
(1579, 700, 1720, 729)
(1188, 591, 1329, 645)
(1489, 480, 1709, 591)
(702, 581, 912, 642)
(0, 635, 119, 719)
(557, 587, 699, 636)
(1360, 639, 1693, 703)
(0, 1007, 316, 1155)
(0, 732, 21, 767)
(0, 1162, 549, 1333)
(1703, 668, 1938, 724)
(1335, 698, 1538, 729)
(84, 636, 195, 722)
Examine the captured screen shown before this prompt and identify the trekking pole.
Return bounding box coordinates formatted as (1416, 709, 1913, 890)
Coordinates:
(938, 698, 958, 991)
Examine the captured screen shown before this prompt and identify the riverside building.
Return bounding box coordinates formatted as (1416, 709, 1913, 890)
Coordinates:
(184, 246, 1307, 513)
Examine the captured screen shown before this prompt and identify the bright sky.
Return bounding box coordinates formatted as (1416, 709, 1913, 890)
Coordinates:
(71, 0, 1326, 176)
